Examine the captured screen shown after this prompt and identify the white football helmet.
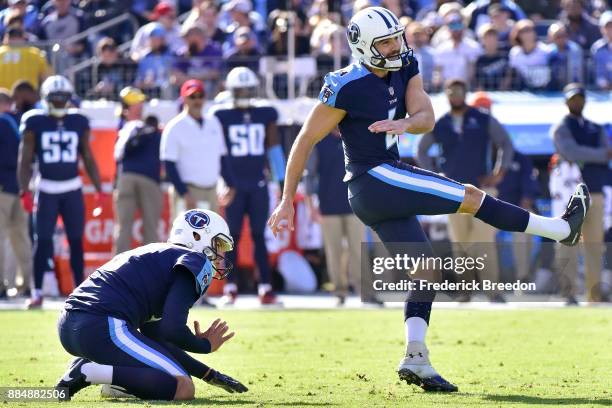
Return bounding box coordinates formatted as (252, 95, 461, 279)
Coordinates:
(168, 209, 235, 278)
(40, 75, 74, 117)
(347, 7, 411, 71)
(225, 67, 260, 108)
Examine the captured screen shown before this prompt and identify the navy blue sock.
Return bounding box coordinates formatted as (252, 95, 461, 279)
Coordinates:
(475, 194, 529, 232)
(404, 281, 436, 324)
(112, 366, 177, 400)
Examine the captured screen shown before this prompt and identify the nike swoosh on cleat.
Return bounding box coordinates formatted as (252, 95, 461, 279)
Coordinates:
(61, 373, 73, 382)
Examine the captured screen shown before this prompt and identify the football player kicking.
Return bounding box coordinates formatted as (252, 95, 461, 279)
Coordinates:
(55, 209, 248, 400)
(212, 67, 285, 306)
(268, 7, 590, 393)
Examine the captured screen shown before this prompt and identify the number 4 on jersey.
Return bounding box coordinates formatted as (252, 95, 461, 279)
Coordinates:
(385, 107, 399, 150)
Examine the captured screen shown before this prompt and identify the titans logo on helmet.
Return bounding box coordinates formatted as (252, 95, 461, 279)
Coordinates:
(347, 23, 360, 44)
(185, 210, 210, 229)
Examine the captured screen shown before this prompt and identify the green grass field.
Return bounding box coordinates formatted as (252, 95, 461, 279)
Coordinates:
(0, 308, 610, 407)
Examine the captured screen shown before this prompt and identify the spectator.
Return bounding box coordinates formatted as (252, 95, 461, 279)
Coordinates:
(0, 88, 32, 298)
(432, 13, 483, 90)
(310, 11, 350, 69)
(11, 80, 39, 118)
(78, 0, 132, 44)
(0, 0, 39, 38)
(113, 87, 162, 254)
(130, 2, 183, 61)
(465, 0, 526, 33)
(221, 0, 267, 56)
(475, 23, 513, 90)
(3, 11, 38, 41)
(487, 3, 514, 53)
(88, 37, 136, 100)
(305, 130, 372, 306)
(225, 26, 261, 72)
(267, 9, 310, 56)
(38, 0, 89, 66)
(590, 10, 612, 90)
(160, 80, 228, 216)
(406, 21, 435, 91)
(429, 2, 467, 48)
(559, 0, 601, 51)
(509, 19, 551, 90)
(182, 0, 226, 44)
(547, 22, 584, 90)
(134, 24, 175, 99)
(418, 79, 514, 302)
(551, 83, 610, 303)
(172, 23, 223, 97)
(0, 27, 51, 91)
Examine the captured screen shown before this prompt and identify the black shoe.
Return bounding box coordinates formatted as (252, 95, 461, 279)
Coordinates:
(398, 368, 459, 392)
(565, 296, 579, 306)
(55, 358, 91, 400)
(560, 183, 590, 246)
(205, 370, 248, 393)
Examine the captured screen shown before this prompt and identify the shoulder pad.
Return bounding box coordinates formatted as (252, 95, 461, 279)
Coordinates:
(323, 63, 371, 94)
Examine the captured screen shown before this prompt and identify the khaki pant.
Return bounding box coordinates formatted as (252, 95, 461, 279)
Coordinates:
(447, 213, 500, 287)
(320, 213, 367, 297)
(171, 184, 218, 220)
(0, 191, 32, 290)
(114, 173, 163, 254)
(556, 192, 604, 302)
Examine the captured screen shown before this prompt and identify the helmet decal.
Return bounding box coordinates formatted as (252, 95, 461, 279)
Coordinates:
(185, 210, 210, 229)
(347, 23, 360, 44)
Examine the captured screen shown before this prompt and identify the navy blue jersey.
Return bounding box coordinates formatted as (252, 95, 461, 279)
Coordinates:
(20, 109, 90, 181)
(318, 57, 420, 181)
(65, 243, 213, 327)
(212, 103, 278, 190)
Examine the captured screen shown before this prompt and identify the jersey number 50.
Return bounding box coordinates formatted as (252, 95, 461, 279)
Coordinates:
(228, 124, 265, 157)
(41, 131, 78, 164)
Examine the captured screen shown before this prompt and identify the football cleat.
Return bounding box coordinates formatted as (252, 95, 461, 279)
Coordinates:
(259, 291, 281, 306)
(205, 370, 248, 393)
(55, 358, 91, 400)
(397, 342, 458, 392)
(26, 296, 43, 310)
(100, 384, 135, 399)
(560, 183, 590, 247)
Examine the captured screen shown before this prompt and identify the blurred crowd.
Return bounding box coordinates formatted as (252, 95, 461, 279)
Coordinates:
(0, 0, 610, 100)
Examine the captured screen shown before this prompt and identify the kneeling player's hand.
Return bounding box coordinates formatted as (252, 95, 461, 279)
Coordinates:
(205, 369, 248, 393)
(194, 319, 235, 352)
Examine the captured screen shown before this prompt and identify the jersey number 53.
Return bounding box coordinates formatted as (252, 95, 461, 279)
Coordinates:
(41, 131, 78, 164)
